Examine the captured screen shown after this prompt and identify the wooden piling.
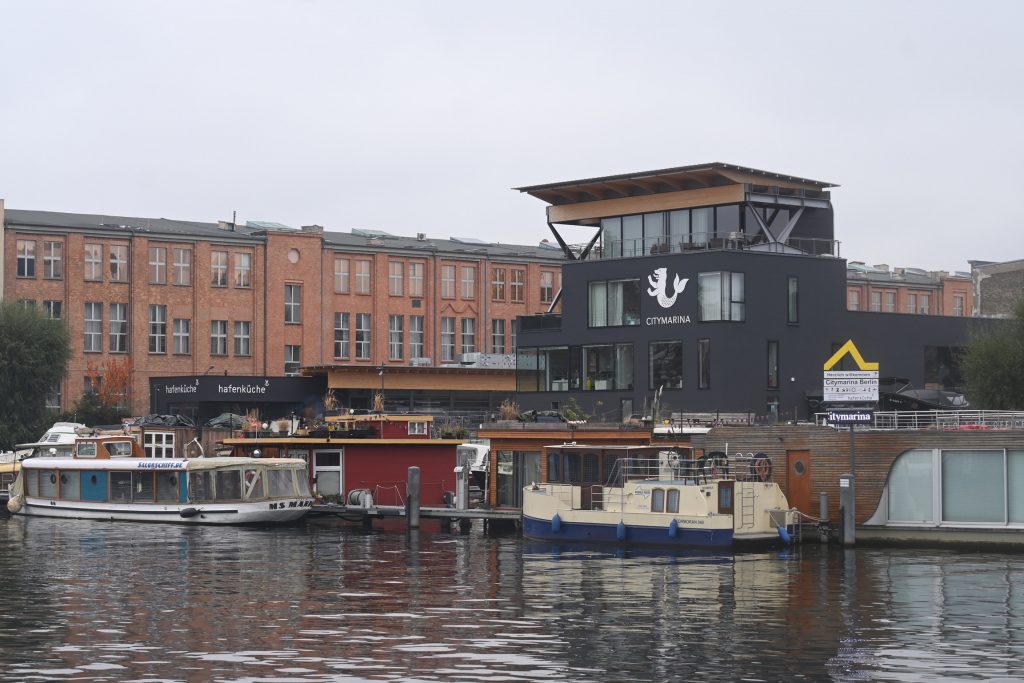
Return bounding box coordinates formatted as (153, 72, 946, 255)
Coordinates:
(407, 466, 421, 529)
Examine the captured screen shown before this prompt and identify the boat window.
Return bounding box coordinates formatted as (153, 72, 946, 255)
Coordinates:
(243, 468, 265, 500)
(188, 471, 215, 503)
(547, 453, 561, 482)
(565, 454, 581, 483)
(651, 488, 665, 513)
(110, 472, 132, 503)
(59, 471, 81, 500)
(26, 470, 38, 496)
(315, 452, 340, 468)
(718, 481, 734, 514)
(39, 470, 57, 497)
(216, 469, 242, 501)
(108, 441, 135, 458)
(602, 455, 621, 487)
(295, 468, 311, 497)
(77, 442, 97, 458)
(156, 472, 179, 503)
(582, 453, 599, 483)
(667, 488, 680, 513)
(268, 469, 295, 498)
(133, 471, 154, 503)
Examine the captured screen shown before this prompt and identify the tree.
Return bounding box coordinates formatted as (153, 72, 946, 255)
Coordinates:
(60, 357, 133, 427)
(0, 301, 71, 449)
(962, 299, 1024, 410)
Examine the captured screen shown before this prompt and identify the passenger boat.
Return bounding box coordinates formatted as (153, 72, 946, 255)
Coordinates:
(522, 445, 799, 548)
(6, 434, 313, 524)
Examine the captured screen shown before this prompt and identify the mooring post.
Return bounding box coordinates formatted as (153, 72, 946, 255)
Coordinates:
(839, 473, 855, 546)
(819, 491, 830, 544)
(407, 466, 421, 530)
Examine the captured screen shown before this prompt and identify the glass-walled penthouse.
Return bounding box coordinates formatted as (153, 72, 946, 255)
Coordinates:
(597, 200, 837, 259)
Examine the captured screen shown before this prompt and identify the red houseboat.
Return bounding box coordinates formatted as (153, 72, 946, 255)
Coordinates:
(221, 414, 464, 507)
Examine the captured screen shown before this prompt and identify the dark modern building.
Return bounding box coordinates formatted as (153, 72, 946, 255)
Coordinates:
(512, 163, 977, 422)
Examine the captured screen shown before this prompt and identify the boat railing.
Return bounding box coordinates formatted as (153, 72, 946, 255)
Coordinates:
(605, 453, 776, 486)
(815, 410, 1024, 431)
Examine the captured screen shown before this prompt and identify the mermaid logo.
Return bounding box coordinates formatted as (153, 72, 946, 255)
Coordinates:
(647, 267, 688, 309)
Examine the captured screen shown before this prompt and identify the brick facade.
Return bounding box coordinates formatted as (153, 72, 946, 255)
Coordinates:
(846, 263, 973, 317)
(2, 209, 563, 415)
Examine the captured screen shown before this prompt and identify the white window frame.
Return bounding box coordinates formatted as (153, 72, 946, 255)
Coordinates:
(144, 431, 175, 458)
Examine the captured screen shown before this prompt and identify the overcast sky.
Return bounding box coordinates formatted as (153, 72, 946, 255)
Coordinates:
(2, 1, 1022, 272)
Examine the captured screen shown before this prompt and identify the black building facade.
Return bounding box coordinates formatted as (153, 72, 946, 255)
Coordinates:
(513, 163, 975, 422)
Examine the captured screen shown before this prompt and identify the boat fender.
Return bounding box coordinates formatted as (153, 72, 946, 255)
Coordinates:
(180, 507, 200, 519)
(777, 525, 792, 544)
(551, 513, 561, 533)
(7, 495, 23, 514)
(617, 521, 626, 541)
(668, 518, 678, 538)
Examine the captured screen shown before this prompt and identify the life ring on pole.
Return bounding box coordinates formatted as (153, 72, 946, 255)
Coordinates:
(751, 452, 772, 482)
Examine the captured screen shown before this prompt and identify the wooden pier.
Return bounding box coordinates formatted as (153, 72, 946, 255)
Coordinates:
(308, 503, 521, 531)
(309, 504, 520, 522)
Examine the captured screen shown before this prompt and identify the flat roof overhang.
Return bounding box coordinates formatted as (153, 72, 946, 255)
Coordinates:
(515, 162, 836, 226)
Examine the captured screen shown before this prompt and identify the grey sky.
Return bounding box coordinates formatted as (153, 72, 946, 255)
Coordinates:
(2, 1, 1021, 273)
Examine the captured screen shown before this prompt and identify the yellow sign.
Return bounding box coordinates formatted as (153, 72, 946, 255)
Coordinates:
(823, 340, 879, 371)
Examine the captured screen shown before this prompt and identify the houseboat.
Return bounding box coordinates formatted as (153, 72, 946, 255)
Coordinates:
(522, 444, 798, 548)
(222, 413, 464, 507)
(7, 434, 312, 524)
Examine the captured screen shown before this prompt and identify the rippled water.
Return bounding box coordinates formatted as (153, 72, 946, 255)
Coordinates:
(1, 516, 1023, 681)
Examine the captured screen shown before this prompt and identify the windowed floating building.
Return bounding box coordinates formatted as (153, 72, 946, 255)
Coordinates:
(512, 163, 977, 422)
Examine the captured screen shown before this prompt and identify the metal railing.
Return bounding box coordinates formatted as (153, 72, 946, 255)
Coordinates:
(579, 236, 839, 260)
(815, 410, 1024, 431)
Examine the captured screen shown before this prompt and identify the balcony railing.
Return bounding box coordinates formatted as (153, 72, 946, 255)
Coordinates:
(578, 235, 840, 260)
(815, 410, 1024, 431)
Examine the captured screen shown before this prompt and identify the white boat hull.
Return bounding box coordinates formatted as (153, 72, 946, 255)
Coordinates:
(16, 497, 311, 524)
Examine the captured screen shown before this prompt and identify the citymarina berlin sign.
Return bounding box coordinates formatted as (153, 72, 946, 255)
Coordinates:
(822, 340, 879, 403)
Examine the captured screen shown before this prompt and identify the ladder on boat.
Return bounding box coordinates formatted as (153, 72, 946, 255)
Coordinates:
(738, 484, 755, 530)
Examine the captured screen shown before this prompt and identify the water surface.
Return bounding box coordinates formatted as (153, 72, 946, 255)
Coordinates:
(1, 516, 1022, 681)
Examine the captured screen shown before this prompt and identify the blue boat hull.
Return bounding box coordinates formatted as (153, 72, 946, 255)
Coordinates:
(522, 514, 735, 548)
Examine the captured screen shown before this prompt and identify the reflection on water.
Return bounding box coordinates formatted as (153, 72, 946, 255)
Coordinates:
(1, 516, 1023, 681)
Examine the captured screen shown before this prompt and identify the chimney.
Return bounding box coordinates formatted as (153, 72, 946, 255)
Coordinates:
(301, 224, 323, 234)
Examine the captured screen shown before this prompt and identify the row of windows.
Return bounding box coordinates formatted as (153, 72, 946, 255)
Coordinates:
(848, 289, 966, 316)
(886, 449, 1024, 526)
(21, 298, 518, 364)
(15, 240, 254, 288)
(145, 306, 252, 356)
(518, 338, 784, 393)
(15, 240, 560, 305)
(334, 259, 558, 303)
(332, 314, 518, 362)
(588, 274, 799, 327)
(600, 205, 787, 257)
(23, 466, 303, 503)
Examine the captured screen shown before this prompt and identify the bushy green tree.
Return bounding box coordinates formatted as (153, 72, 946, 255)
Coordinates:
(962, 299, 1024, 410)
(0, 301, 71, 449)
(58, 391, 130, 428)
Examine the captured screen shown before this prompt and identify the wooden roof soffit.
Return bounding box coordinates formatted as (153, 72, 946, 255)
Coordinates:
(547, 184, 745, 225)
(715, 167, 832, 192)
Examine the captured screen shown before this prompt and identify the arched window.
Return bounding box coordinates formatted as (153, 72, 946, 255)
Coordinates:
(651, 488, 665, 513)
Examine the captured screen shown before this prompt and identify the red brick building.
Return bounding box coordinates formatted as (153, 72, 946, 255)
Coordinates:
(1, 200, 564, 416)
(845, 262, 973, 317)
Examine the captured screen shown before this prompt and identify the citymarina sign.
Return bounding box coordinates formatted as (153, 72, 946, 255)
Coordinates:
(822, 340, 879, 403)
(645, 267, 692, 326)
